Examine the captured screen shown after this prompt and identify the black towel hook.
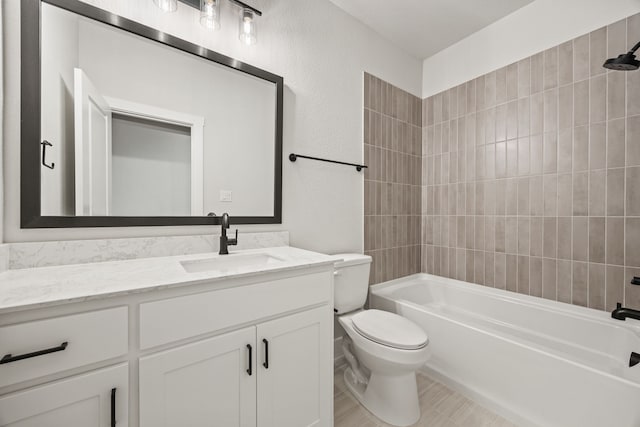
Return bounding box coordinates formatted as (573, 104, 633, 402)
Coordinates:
(41, 140, 55, 169)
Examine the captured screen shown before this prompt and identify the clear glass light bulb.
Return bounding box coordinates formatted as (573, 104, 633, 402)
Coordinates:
(238, 9, 257, 45)
(153, 0, 177, 13)
(200, 0, 220, 30)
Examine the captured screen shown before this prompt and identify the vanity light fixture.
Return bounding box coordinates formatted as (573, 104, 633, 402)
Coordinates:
(200, 0, 220, 30)
(152, 0, 262, 45)
(238, 8, 257, 45)
(153, 0, 178, 13)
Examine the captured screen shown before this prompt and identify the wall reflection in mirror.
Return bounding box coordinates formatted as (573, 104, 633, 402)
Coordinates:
(40, 2, 276, 218)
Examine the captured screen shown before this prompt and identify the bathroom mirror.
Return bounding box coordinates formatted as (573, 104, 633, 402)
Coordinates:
(21, 0, 283, 228)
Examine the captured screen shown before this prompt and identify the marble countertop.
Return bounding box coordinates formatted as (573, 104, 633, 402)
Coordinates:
(0, 246, 339, 314)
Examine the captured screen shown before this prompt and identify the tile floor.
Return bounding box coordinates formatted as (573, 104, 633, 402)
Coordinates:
(334, 365, 519, 427)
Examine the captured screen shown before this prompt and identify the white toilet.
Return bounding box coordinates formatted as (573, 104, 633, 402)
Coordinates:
(334, 254, 430, 427)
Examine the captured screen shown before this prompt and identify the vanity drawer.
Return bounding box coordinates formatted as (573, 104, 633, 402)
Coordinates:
(0, 307, 128, 388)
(140, 271, 331, 349)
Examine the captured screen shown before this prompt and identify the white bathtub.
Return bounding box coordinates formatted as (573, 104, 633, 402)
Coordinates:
(369, 273, 640, 427)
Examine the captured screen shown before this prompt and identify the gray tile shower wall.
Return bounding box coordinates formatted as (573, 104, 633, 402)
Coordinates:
(421, 14, 640, 311)
(364, 73, 422, 285)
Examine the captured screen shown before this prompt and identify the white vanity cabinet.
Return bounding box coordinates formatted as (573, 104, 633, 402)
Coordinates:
(0, 307, 129, 388)
(138, 271, 332, 427)
(0, 364, 128, 427)
(139, 327, 257, 427)
(139, 306, 330, 427)
(0, 308, 129, 427)
(257, 307, 331, 427)
(0, 249, 335, 427)
(0, 360, 127, 427)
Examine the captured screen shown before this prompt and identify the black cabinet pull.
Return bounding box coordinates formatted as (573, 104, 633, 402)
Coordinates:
(246, 344, 252, 376)
(262, 338, 269, 369)
(0, 341, 68, 365)
(111, 387, 116, 427)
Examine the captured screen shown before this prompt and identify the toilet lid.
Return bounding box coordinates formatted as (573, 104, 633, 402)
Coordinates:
(351, 310, 428, 350)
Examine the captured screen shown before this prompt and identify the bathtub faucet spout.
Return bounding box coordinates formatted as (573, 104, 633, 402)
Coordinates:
(611, 303, 640, 321)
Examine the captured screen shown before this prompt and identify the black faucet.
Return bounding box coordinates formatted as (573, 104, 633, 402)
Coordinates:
(612, 303, 640, 321)
(219, 213, 238, 255)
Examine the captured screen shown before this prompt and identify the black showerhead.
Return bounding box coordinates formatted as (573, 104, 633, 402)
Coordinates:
(603, 53, 640, 71)
(604, 41, 640, 71)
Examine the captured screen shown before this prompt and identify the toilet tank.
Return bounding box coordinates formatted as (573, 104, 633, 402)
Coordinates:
(333, 253, 372, 315)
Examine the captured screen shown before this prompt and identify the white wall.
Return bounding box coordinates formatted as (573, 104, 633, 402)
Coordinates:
(2, 0, 422, 251)
(422, 0, 640, 98)
(111, 115, 192, 216)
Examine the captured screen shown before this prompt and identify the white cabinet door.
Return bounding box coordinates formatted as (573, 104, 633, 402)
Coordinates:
(257, 307, 332, 427)
(0, 363, 128, 427)
(139, 327, 256, 427)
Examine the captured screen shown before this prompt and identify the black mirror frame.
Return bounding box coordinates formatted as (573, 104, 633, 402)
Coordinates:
(21, 0, 283, 228)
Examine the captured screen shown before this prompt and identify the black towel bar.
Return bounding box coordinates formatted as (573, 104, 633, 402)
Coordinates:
(289, 153, 368, 172)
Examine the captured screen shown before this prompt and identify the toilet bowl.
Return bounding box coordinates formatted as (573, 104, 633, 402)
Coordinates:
(333, 254, 430, 427)
(338, 309, 430, 426)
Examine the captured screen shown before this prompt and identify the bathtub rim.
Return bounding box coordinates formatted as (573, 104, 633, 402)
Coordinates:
(370, 273, 640, 388)
(370, 273, 640, 335)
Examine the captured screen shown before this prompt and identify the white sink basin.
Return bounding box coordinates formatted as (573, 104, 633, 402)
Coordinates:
(180, 253, 285, 274)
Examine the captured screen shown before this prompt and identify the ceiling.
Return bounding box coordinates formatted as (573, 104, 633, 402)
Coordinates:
(329, 0, 535, 60)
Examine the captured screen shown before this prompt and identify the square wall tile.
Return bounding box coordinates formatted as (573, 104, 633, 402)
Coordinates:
(607, 217, 624, 266)
(572, 261, 588, 306)
(606, 265, 624, 311)
(543, 258, 558, 300)
(589, 263, 605, 310)
(558, 41, 573, 86)
(557, 259, 572, 303)
(573, 34, 590, 81)
(588, 217, 605, 264)
(626, 218, 640, 267)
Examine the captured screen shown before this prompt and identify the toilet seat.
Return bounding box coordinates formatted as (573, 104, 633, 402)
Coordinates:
(351, 309, 428, 350)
